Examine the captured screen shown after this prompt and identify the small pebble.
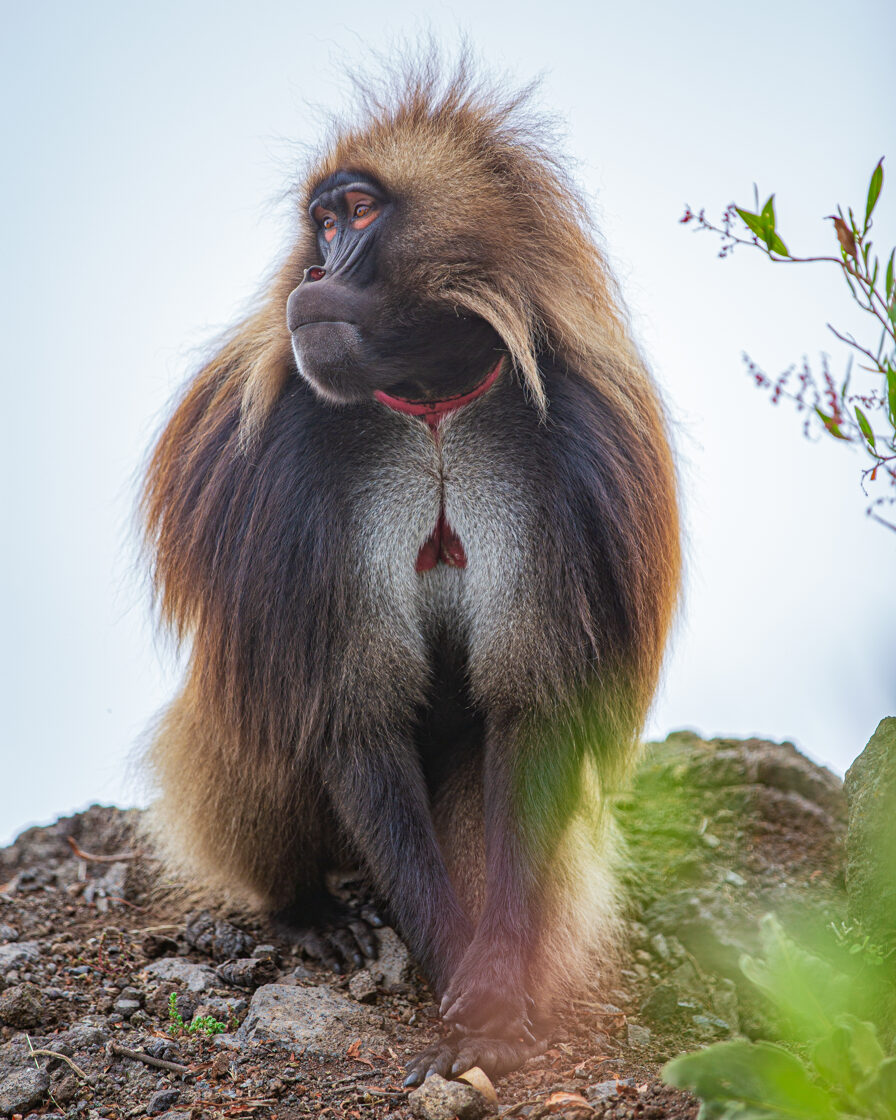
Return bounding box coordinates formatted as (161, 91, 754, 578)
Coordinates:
(348, 968, 378, 1003)
(148, 1087, 181, 1114)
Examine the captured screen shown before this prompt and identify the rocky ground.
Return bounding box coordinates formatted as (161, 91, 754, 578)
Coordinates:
(0, 731, 851, 1120)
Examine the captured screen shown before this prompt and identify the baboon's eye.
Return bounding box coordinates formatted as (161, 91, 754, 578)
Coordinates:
(346, 192, 380, 229)
(322, 215, 336, 230)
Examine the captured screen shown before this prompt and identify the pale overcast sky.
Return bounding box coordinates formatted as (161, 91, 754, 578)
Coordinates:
(2, 0, 894, 844)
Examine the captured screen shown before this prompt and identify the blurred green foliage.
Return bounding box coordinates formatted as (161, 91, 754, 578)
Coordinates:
(663, 912, 896, 1117)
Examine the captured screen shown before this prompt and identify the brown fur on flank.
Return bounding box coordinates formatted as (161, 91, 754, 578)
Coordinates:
(141, 54, 680, 1078)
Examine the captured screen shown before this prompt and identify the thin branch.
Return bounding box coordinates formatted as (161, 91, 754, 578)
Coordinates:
(67, 836, 137, 863)
(109, 1042, 191, 1076)
(28, 1048, 94, 1084)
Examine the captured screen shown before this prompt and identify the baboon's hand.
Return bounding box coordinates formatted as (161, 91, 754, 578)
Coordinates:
(403, 1029, 546, 1086)
(437, 945, 536, 1043)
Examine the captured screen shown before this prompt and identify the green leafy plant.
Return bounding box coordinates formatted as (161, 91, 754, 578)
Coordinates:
(189, 1013, 226, 1036)
(167, 990, 184, 1035)
(681, 158, 896, 530)
(167, 990, 226, 1037)
(663, 915, 896, 1119)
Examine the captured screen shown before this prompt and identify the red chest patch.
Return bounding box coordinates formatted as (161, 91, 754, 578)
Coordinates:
(415, 509, 467, 571)
(373, 359, 503, 572)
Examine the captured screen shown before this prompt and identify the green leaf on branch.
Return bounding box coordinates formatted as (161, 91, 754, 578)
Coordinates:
(855, 405, 876, 450)
(737, 208, 766, 240)
(887, 365, 896, 427)
(815, 407, 849, 440)
(865, 158, 884, 230)
(736, 203, 789, 257)
(886, 248, 895, 301)
(766, 231, 789, 257)
(663, 1040, 838, 1119)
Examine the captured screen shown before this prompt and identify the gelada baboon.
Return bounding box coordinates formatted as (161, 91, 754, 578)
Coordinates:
(142, 58, 680, 1082)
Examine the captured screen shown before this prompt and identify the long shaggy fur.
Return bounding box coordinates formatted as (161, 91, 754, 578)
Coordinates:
(142, 55, 680, 1032)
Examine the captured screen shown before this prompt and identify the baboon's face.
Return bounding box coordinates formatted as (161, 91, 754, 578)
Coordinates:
(287, 169, 501, 404)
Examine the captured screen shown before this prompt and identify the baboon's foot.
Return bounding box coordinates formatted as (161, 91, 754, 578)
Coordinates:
(403, 1029, 547, 1086)
(273, 891, 382, 972)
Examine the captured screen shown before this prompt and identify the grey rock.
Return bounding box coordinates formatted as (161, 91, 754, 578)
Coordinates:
(112, 999, 142, 1018)
(93, 861, 129, 905)
(711, 978, 740, 1031)
(643, 890, 753, 978)
(692, 1013, 732, 1037)
(639, 983, 678, 1023)
(251, 944, 281, 966)
(0, 927, 18, 944)
(0, 942, 39, 976)
(237, 984, 389, 1056)
(348, 968, 378, 1003)
(370, 927, 414, 992)
(0, 1038, 34, 1081)
(666, 960, 707, 999)
(408, 1073, 494, 1119)
(845, 717, 896, 946)
(144, 1039, 182, 1062)
(586, 1078, 635, 1101)
(142, 957, 219, 993)
(626, 1022, 651, 1046)
(148, 1088, 181, 1114)
(0, 1066, 50, 1114)
(684, 737, 845, 816)
(49, 1023, 109, 1055)
(184, 912, 255, 961)
(0, 981, 46, 1028)
(649, 933, 671, 961)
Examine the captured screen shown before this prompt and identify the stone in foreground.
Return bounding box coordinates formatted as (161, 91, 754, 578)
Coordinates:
(236, 984, 389, 1057)
(408, 1073, 496, 1119)
(0, 1067, 50, 1115)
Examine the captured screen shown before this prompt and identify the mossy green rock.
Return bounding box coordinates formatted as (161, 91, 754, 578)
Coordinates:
(844, 717, 896, 946)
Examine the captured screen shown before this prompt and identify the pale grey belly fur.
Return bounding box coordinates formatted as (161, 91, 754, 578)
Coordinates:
(353, 405, 539, 706)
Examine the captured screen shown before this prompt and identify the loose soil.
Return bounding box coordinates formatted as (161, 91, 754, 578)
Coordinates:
(0, 732, 847, 1120)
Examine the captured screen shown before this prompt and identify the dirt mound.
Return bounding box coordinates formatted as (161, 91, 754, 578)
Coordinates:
(0, 734, 849, 1119)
